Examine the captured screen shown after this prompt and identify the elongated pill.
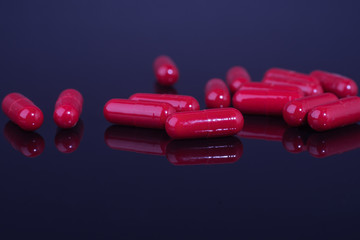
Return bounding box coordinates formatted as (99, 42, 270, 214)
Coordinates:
(310, 70, 358, 98)
(239, 82, 304, 96)
(55, 119, 84, 153)
(308, 96, 360, 131)
(205, 78, 231, 108)
(283, 93, 338, 126)
(165, 108, 243, 139)
(153, 55, 179, 86)
(54, 89, 83, 128)
(129, 93, 199, 112)
(264, 68, 320, 85)
(232, 89, 302, 115)
(226, 66, 251, 93)
(2, 93, 44, 131)
(104, 99, 176, 129)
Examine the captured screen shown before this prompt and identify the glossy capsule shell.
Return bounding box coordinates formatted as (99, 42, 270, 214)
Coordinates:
(283, 93, 338, 127)
(54, 89, 83, 128)
(205, 78, 231, 108)
(264, 68, 321, 85)
(239, 82, 304, 96)
(104, 99, 176, 129)
(307, 96, 360, 131)
(310, 70, 358, 98)
(165, 108, 244, 139)
(226, 66, 251, 93)
(129, 93, 199, 112)
(2, 93, 44, 131)
(153, 55, 179, 86)
(232, 89, 302, 115)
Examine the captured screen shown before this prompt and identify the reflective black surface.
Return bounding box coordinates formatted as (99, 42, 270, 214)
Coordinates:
(1, 1, 360, 239)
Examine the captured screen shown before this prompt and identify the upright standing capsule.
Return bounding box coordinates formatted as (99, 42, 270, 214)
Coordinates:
(104, 99, 176, 129)
(310, 70, 358, 98)
(2, 93, 44, 131)
(129, 93, 199, 112)
(283, 93, 338, 127)
(226, 66, 251, 93)
(205, 78, 231, 108)
(165, 108, 244, 139)
(307, 96, 360, 131)
(54, 89, 83, 128)
(153, 55, 179, 86)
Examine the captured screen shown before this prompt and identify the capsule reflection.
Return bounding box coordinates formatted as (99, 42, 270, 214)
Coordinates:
(104, 125, 171, 155)
(282, 127, 313, 153)
(166, 136, 243, 166)
(3, 121, 45, 158)
(55, 119, 84, 153)
(154, 82, 178, 95)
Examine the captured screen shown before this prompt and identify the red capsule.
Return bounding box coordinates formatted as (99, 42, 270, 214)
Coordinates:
(55, 120, 84, 153)
(165, 108, 244, 139)
(129, 93, 199, 112)
(153, 55, 179, 86)
(283, 93, 338, 127)
(308, 96, 360, 131)
(104, 99, 176, 129)
(264, 68, 320, 85)
(4, 121, 45, 158)
(2, 93, 44, 131)
(166, 137, 243, 166)
(232, 89, 302, 115)
(226, 66, 251, 93)
(205, 78, 231, 108)
(239, 82, 304, 96)
(310, 70, 358, 98)
(54, 89, 83, 129)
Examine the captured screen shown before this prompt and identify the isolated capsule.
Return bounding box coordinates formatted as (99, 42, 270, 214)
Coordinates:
(283, 93, 338, 127)
(226, 66, 251, 93)
(55, 119, 84, 153)
(104, 99, 176, 129)
(129, 93, 199, 112)
(54, 89, 83, 128)
(232, 88, 302, 115)
(307, 96, 360, 131)
(264, 68, 320, 85)
(310, 70, 358, 98)
(165, 108, 244, 139)
(153, 55, 179, 86)
(2, 93, 44, 131)
(205, 78, 231, 108)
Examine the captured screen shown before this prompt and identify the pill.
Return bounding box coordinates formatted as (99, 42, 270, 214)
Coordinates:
(283, 93, 338, 127)
(310, 70, 358, 98)
(153, 55, 179, 86)
(281, 127, 312, 153)
(2, 93, 44, 131)
(104, 99, 176, 129)
(232, 88, 302, 115)
(55, 119, 84, 153)
(165, 108, 243, 139)
(129, 93, 199, 112)
(104, 125, 171, 155)
(53, 89, 83, 129)
(307, 96, 360, 131)
(239, 82, 304, 96)
(205, 78, 231, 108)
(4, 121, 45, 158)
(226, 66, 251, 93)
(264, 68, 321, 85)
(166, 137, 243, 165)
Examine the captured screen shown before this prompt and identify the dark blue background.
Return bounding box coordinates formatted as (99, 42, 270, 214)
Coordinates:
(1, 0, 360, 239)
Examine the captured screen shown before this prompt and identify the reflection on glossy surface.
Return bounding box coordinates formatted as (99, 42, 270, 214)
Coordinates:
(238, 115, 288, 141)
(105, 125, 171, 155)
(166, 136, 243, 165)
(282, 127, 313, 153)
(3, 121, 45, 158)
(154, 82, 178, 94)
(55, 119, 84, 153)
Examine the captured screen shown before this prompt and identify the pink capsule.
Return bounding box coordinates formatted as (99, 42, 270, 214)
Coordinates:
(153, 55, 179, 86)
(205, 78, 231, 108)
(54, 89, 83, 129)
(264, 68, 320, 85)
(239, 82, 304, 96)
(226, 66, 251, 93)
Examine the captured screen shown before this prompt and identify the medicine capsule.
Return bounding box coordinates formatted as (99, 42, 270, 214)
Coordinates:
(310, 70, 358, 98)
(283, 93, 338, 127)
(2, 93, 44, 131)
(264, 68, 321, 85)
(54, 89, 83, 128)
(307, 96, 360, 131)
(165, 108, 244, 139)
(226, 66, 251, 93)
(232, 89, 302, 115)
(153, 55, 179, 86)
(239, 82, 304, 96)
(55, 119, 84, 153)
(104, 99, 176, 129)
(129, 93, 199, 112)
(205, 78, 231, 108)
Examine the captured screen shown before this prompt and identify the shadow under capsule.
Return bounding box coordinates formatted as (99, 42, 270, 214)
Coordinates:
(166, 136, 243, 166)
(55, 119, 84, 153)
(3, 121, 45, 158)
